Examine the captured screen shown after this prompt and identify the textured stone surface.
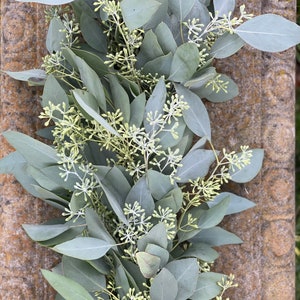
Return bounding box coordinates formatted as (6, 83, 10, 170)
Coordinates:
(0, 2, 59, 299)
(211, 1, 295, 299)
(0, 0, 296, 299)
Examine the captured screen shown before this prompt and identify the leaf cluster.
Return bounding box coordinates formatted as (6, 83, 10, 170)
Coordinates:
(1, 0, 299, 299)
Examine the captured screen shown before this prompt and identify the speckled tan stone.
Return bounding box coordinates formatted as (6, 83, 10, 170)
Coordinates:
(210, 1, 295, 299)
(0, 2, 59, 299)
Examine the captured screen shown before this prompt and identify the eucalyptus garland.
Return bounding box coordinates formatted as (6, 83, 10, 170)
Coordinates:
(2, 0, 299, 299)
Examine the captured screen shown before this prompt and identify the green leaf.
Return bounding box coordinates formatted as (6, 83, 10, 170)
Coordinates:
(176, 84, 211, 138)
(80, 12, 107, 53)
(145, 243, 169, 268)
(126, 176, 155, 216)
(53, 237, 112, 260)
(120, 0, 162, 31)
(197, 197, 230, 229)
(115, 265, 130, 298)
(180, 242, 219, 262)
(108, 74, 130, 123)
(4, 69, 46, 85)
(176, 149, 216, 183)
(235, 14, 300, 52)
(23, 223, 70, 242)
(210, 32, 245, 59)
(155, 187, 183, 213)
(169, 43, 199, 82)
(184, 67, 217, 90)
(33, 186, 69, 207)
(73, 90, 118, 135)
(190, 226, 243, 246)
(136, 251, 161, 278)
(190, 272, 224, 300)
(136, 30, 164, 68)
(71, 48, 109, 77)
(62, 256, 106, 292)
(85, 208, 116, 247)
(169, 0, 195, 21)
(42, 74, 69, 112)
(138, 222, 168, 251)
(75, 56, 106, 111)
(208, 192, 255, 215)
(129, 93, 146, 127)
(166, 258, 198, 300)
(46, 18, 66, 52)
(229, 149, 264, 183)
(142, 53, 173, 77)
(150, 268, 178, 300)
(147, 170, 174, 200)
(155, 22, 177, 53)
(41, 270, 94, 300)
(143, 0, 169, 29)
(2, 131, 58, 169)
(95, 166, 130, 225)
(195, 73, 239, 102)
(213, 0, 235, 16)
(144, 78, 166, 133)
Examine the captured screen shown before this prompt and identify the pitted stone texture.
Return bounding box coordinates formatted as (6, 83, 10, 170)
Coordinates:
(211, 1, 295, 299)
(0, 2, 59, 299)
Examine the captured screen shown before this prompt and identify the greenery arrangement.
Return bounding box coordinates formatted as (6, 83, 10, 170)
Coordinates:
(2, 0, 300, 299)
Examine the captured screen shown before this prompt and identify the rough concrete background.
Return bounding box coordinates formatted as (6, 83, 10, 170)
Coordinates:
(211, 1, 296, 299)
(0, 2, 59, 299)
(0, 0, 296, 299)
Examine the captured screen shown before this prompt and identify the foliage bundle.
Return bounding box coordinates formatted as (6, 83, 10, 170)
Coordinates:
(1, 0, 299, 299)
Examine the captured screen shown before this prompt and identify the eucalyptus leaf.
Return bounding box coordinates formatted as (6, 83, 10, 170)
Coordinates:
(2, 131, 58, 169)
(142, 53, 173, 77)
(73, 90, 118, 135)
(165, 258, 198, 300)
(210, 32, 245, 59)
(138, 222, 168, 251)
(129, 93, 146, 127)
(175, 149, 216, 183)
(53, 237, 112, 260)
(190, 226, 243, 246)
(190, 272, 224, 300)
(145, 243, 169, 268)
(42, 74, 69, 112)
(18, 0, 73, 3)
(71, 48, 109, 77)
(80, 12, 107, 53)
(235, 14, 300, 52)
(4, 69, 46, 84)
(136, 251, 161, 278)
(150, 268, 178, 300)
(41, 270, 94, 300)
(143, 0, 169, 29)
(169, 43, 199, 82)
(176, 84, 211, 138)
(125, 176, 155, 216)
(85, 208, 116, 247)
(120, 0, 162, 31)
(229, 149, 264, 183)
(108, 74, 130, 123)
(209, 192, 255, 215)
(46, 18, 67, 53)
(147, 170, 174, 200)
(184, 67, 217, 90)
(75, 57, 106, 111)
(180, 242, 219, 262)
(169, 0, 195, 21)
(23, 223, 71, 242)
(62, 256, 106, 292)
(213, 0, 235, 17)
(197, 196, 230, 229)
(155, 187, 183, 213)
(155, 22, 177, 53)
(144, 78, 166, 133)
(136, 30, 165, 68)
